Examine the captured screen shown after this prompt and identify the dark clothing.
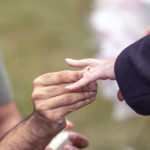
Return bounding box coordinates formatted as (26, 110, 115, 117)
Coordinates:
(115, 35, 150, 115)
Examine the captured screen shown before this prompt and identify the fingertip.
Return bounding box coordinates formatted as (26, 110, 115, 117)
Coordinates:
(117, 90, 124, 101)
(69, 132, 89, 148)
(65, 120, 74, 130)
(65, 84, 81, 91)
(65, 58, 74, 62)
(65, 85, 74, 90)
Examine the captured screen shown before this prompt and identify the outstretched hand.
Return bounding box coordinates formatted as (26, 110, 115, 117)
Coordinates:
(65, 58, 116, 90)
(65, 58, 124, 101)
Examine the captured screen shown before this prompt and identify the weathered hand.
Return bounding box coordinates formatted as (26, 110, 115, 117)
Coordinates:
(32, 70, 97, 137)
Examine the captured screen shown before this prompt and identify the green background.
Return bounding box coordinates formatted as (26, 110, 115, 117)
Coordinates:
(1, 0, 150, 149)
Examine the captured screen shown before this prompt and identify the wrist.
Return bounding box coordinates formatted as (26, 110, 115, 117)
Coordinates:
(31, 112, 64, 138)
(29, 113, 53, 138)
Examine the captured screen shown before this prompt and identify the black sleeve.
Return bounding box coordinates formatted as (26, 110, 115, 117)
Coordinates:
(115, 35, 150, 115)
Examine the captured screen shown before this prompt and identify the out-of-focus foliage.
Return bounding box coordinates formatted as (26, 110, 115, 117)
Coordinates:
(0, 1, 150, 150)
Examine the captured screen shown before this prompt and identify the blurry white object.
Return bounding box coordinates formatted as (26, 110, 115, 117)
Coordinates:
(112, 100, 137, 121)
(48, 131, 71, 150)
(90, 0, 150, 121)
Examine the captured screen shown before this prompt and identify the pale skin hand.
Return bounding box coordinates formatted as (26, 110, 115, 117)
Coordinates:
(65, 58, 124, 101)
(0, 70, 97, 150)
(65, 58, 116, 87)
(65, 26, 150, 103)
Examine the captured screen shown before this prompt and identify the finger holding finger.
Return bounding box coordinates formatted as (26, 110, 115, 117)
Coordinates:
(65, 68, 101, 90)
(32, 82, 98, 100)
(66, 60, 116, 90)
(36, 91, 97, 110)
(66, 78, 92, 91)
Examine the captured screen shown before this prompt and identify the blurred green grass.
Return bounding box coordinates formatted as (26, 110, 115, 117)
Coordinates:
(1, 1, 150, 150)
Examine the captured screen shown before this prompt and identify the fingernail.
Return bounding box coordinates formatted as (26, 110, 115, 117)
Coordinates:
(90, 96, 96, 101)
(66, 85, 73, 89)
(88, 82, 97, 90)
(64, 145, 73, 150)
(89, 91, 97, 96)
(65, 58, 74, 62)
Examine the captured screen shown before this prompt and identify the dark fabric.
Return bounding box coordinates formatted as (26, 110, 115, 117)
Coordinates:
(115, 35, 150, 115)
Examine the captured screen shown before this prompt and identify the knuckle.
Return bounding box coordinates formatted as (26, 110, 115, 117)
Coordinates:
(32, 91, 42, 100)
(32, 91, 36, 100)
(48, 112, 66, 129)
(53, 119, 66, 131)
(59, 70, 82, 82)
(33, 78, 41, 87)
(35, 104, 44, 114)
(68, 71, 82, 82)
(57, 118, 65, 126)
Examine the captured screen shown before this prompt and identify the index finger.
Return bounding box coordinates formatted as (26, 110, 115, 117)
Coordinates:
(66, 78, 91, 90)
(33, 70, 83, 86)
(65, 70, 98, 90)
